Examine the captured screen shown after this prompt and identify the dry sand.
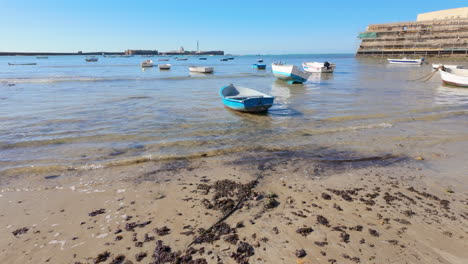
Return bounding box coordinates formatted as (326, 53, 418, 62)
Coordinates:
(0, 150, 467, 264)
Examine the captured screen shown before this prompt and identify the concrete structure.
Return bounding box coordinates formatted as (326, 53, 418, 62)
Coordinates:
(125, 49, 158, 55)
(356, 7, 468, 57)
(417, 7, 468, 21)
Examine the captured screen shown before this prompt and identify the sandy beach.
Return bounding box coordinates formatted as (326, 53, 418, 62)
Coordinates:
(1, 148, 467, 264)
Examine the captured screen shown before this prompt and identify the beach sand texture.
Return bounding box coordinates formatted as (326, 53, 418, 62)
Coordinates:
(1, 151, 467, 264)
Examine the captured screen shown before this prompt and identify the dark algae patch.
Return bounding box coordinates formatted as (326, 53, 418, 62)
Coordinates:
(296, 227, 314, 236)
(89, 209, 106, 217)
(231, 241, 255, 264)
(295, 249, 307, 258)
(94, 251, 110, 264)
(12, 227, 29, 237)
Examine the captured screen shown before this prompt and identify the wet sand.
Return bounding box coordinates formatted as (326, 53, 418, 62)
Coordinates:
(1, 150, 467, 264)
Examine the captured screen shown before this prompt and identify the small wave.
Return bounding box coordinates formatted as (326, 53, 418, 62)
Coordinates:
(302, 123, 393, 135)
(323, 113, 390, 122)
(0, 73, 271, 84)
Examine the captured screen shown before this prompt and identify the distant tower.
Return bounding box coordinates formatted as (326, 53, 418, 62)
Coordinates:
(179, 46, 184, 53)
(197, 41, 199, 53)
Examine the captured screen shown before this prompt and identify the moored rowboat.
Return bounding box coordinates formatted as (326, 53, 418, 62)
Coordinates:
(302, 61, 336, 73)
(189, 66, 214, 73)
(141, 60, 154, 67)
(432, 64, 463, 70)
(220, 84, 274, 113)
(272, 63, 311, 84)
(439, 67, 468, 88)
(387, 58, 423, 65)
(158, 64, 171, 70)
(252, 64, 266, 70)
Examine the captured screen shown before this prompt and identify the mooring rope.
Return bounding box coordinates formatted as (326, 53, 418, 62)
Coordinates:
(407, 67, 440, 82)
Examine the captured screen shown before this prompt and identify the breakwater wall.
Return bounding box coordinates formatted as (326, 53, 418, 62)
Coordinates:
(356, 18, 468, 57)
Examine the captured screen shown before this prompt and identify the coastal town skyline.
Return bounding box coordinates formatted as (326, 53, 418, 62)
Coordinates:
(1, 0, 463, 54)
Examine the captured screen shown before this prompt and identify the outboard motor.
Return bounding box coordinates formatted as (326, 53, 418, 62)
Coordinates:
(324, 61, 331, 70)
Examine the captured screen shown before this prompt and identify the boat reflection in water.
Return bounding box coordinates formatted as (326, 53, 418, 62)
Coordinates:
(308, 72, 334, 83)
(435, 85, 468, 106)
(269, 80, 305, 117)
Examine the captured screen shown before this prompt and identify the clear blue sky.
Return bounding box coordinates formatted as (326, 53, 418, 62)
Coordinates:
(0, 1, 464, 54)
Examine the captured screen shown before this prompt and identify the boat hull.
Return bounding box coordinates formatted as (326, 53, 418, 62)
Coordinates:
(272, 64, 310, 84)
(432, 64, 464, 70)
(220, 85, 275, 113)
(302, 62, 335, 73)
(440, 69, 468, 88)
(387, 58, 422, 64)
(222, 97, 274, 112)
(189, 66, 214, 73)
(158, 64, 171, 70)
(252, 64, 266, 69)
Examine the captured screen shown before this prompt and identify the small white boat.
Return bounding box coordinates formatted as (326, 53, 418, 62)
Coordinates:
(302, 61, 336, 73)
(387, 58, 423, 65)
(158, 58, 170, 61)
(141, 60, 154, 67)
(432, 64, 464, 70)
(176, 57, 188, 61)
(158, 64, 171, 70)
(272, 63, 311, 84)
(439, 67, 468, 88)
(189, 66, 214, 73)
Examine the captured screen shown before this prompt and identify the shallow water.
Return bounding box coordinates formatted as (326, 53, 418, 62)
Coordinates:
(0, 54, 467, 178)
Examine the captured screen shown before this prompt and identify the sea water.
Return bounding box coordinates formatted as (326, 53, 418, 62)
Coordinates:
(0, 54, 467, 180)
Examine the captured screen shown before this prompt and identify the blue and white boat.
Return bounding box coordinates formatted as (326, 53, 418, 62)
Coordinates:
(220, 84, 274, 113)
(387, 58, 424, 65)
(252, 64, 266, 70)
(272, 63, 311, 84)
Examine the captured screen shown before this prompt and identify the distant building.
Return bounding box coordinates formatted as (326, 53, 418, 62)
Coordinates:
(356, 7, 468, 57)
(417, 7, 468, 21)
(125, 49, 159, 55)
